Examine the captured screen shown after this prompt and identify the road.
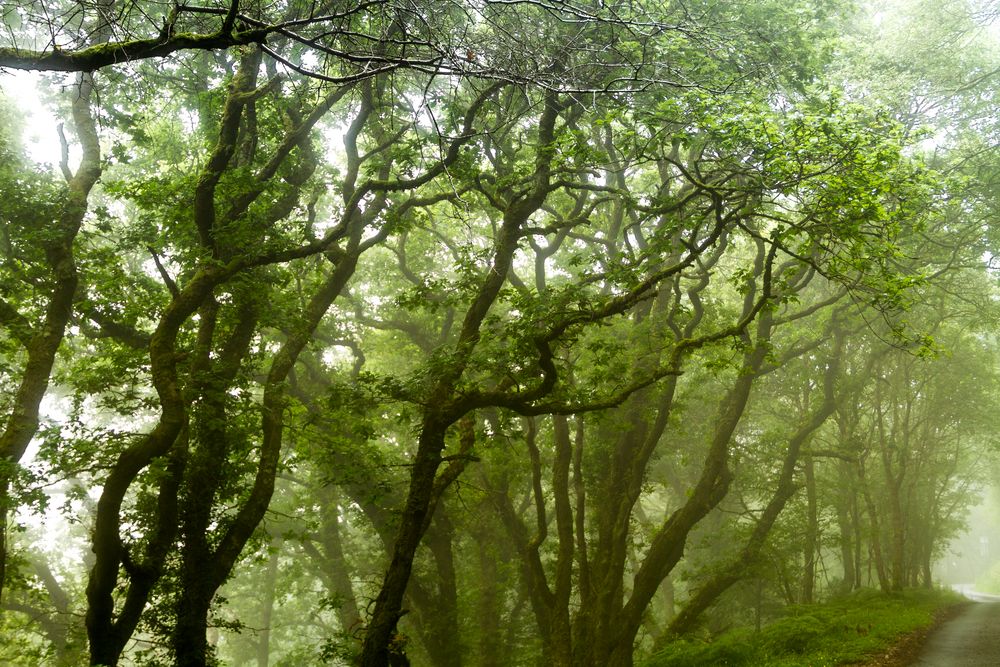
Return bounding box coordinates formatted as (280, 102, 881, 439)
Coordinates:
(910, 597, 1000, 666)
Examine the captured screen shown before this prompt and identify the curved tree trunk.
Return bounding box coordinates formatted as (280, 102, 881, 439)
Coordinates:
(666, 340, 842, 635)
(0, 66, 101, 606)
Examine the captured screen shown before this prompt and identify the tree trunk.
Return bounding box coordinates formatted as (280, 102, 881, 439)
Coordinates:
(851, 494, 863, 590)
(860, 484, 891, 593)
(320, 490, 362, 634)
(801, 455, 818, 604)
(666, 343, 842, 636)
(174, 590, 214, 667)
(602, 300, 776, 664)
(476, 535, 502, 667)
(0, 68, 101, 605)
(360, 92, 562, 666)
(420, 513, 463, 667)
(835, 461, 857, 593)
(360, 421, 450, 667)
(257, 543, 281, 667)
(888, 489, 907, 591)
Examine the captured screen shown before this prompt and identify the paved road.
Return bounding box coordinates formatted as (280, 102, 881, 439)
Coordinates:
(910, 600, 1000, 666)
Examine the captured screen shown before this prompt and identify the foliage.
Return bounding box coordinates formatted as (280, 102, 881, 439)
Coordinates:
(974, 562, 1000, 595)
(0, 1, 999, 665)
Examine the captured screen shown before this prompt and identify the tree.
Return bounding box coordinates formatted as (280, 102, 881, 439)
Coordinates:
(0, 68, 100, 607)
(2, 1, 998, 666)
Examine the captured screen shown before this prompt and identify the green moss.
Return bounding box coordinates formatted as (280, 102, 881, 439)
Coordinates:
(643, 588, 962, 667)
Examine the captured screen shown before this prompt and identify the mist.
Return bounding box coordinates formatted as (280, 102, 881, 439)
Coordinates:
(2, 0, 1000, 666)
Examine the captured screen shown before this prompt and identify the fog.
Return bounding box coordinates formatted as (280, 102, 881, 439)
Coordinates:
(2, 0, 1000, 666)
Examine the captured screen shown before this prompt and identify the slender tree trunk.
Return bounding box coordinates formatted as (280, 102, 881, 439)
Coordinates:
(257, 543, 281, 667)
(801, 455, 818, 603)
(921, 545, 933, 589)
(0, 67, 101, 605)
(576, 249, 778, 667)
(888, 488, 907, 591)
(476, 535, 502, 667)
(860, 485, 891, 593)
(173, 297, 258, 667)
(666, 340, 843, 635)
(320, 490, 362, 634)
(852, 494, 863, 590)
(836, 461, 857, 593)
(599, 362, 758, 666)
(601, 281, 777, 666)
(420, 513, 463, 667)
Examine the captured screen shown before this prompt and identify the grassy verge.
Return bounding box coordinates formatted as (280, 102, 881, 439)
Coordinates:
(643, 588, 963, 667)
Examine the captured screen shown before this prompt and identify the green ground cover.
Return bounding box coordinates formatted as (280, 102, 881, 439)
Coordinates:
(644, 588, 962, 667)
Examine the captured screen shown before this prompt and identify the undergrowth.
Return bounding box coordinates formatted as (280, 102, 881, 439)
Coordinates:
(644, 588, 962, 667)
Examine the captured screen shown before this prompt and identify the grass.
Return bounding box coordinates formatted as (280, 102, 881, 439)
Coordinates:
(643, 588, 963, 667)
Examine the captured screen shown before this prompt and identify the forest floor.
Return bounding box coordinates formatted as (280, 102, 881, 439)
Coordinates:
(896, 598, 1000, 666)
(857, 599, 969, 666)
(643, 589, 966, 667)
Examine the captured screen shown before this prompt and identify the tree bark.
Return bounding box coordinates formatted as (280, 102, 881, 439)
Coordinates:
(359, 90, 563, 667)
(257, 541, 281, 667)
(801, 455, 818, 603)
(0, 68, 101, 606)
(835, 460, 858, 593)
(586, 246, 777, 667)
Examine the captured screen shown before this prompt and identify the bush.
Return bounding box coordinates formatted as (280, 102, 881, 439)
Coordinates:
(763, 614, 823, 653)
(646, 633, 762, 667)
